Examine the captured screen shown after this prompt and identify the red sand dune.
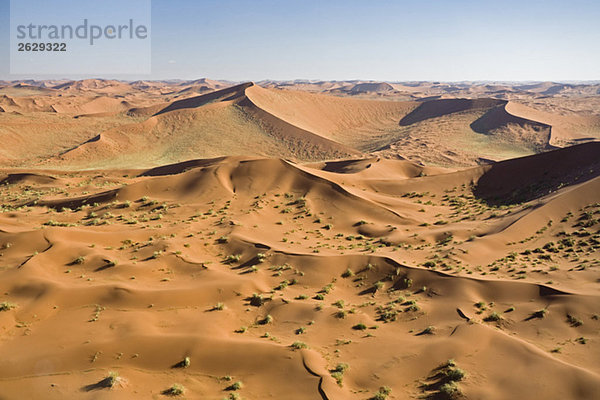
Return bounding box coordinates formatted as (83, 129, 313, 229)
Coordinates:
(0, 79, 599, 399)
(0, 143, 599, 399)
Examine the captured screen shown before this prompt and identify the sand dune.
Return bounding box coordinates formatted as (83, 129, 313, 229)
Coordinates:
(1, 79, 599, 169)
(0, 142, 598, 399)
(50, 83, 362, 168)
(245, 84, 416, 146)
(154, 82, 254, 115)
(399, 99, 554, 152)
(504, 101, 600, 146)
(349, 82, 395, 94)
(52, 79, 133, 94)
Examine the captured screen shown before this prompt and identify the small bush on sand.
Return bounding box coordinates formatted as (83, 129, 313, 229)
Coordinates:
(163, 383, 185, 396)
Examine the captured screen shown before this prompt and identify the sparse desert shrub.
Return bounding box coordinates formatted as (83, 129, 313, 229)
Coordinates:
(322, 283, 334, 294)
(291, 341, 308, 350)
(73, 256, 85, 264)
(438, 381, 460, 398)
(483, 312, 503, 322)
(442, 359, 456, 368)
(44, 219, 74, 227)
(378, 309, 397, 322)
(371, 386, 392, 400)
(227, 381, 243, 391)
(0, 301, 17, 311)
(332, 300, 345, 308)
(334, 362, 349, 373)
(105, 371, 120, 388)
(341, 268, 354, 278)
(421, 326, 435, 335)
(567, 314, 583, 327)
(444, 367, 466, 381)
(224, 254, 241, 264)
(217, 236, 229, 244)
(213, 302, 225, 311)
(276, 280, 289, 290)
(250, 293, 265, 306)
(150, 250, 162, 259)
(295, 326, 306, 334)
(352, 323, 367, 330)
(331, 371, 344, 386)
(331, 362, 350, 385)
(314, 293, 325, 301)
(163, 383, 185, 396)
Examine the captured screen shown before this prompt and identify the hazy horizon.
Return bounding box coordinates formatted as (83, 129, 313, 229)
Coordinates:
(3, 77, 600, 85)
(1, 0, 599, 81)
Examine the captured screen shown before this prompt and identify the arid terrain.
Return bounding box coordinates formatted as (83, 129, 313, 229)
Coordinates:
(0, 79, 599, 399)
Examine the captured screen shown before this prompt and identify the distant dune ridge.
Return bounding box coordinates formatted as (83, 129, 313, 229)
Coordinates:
(0, 78, 599, 168)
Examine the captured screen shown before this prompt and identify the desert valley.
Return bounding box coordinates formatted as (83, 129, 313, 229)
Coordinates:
(0, 78, 599, 399)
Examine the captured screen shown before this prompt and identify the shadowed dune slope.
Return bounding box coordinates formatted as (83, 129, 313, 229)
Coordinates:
(153, 82, 254, 116)
(474, 142, 600, 204)
(399, 98, 506, 126)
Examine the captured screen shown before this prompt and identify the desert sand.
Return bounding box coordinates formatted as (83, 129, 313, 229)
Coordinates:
(0, 79, 599, 399)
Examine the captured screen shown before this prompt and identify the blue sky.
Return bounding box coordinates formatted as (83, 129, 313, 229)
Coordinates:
(1, 0, 599, 81)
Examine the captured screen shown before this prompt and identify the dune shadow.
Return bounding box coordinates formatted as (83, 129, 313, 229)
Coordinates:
(473, 142, 600, 206)
(81, 377, 114, 392)
(415, 328, 435, 336)
(170, 359, 189, 369)
(524, 309, 548, 321)
(94, 262, 116, 272)
(231, 257, 260, 271)
(358, 286, 377, 296)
